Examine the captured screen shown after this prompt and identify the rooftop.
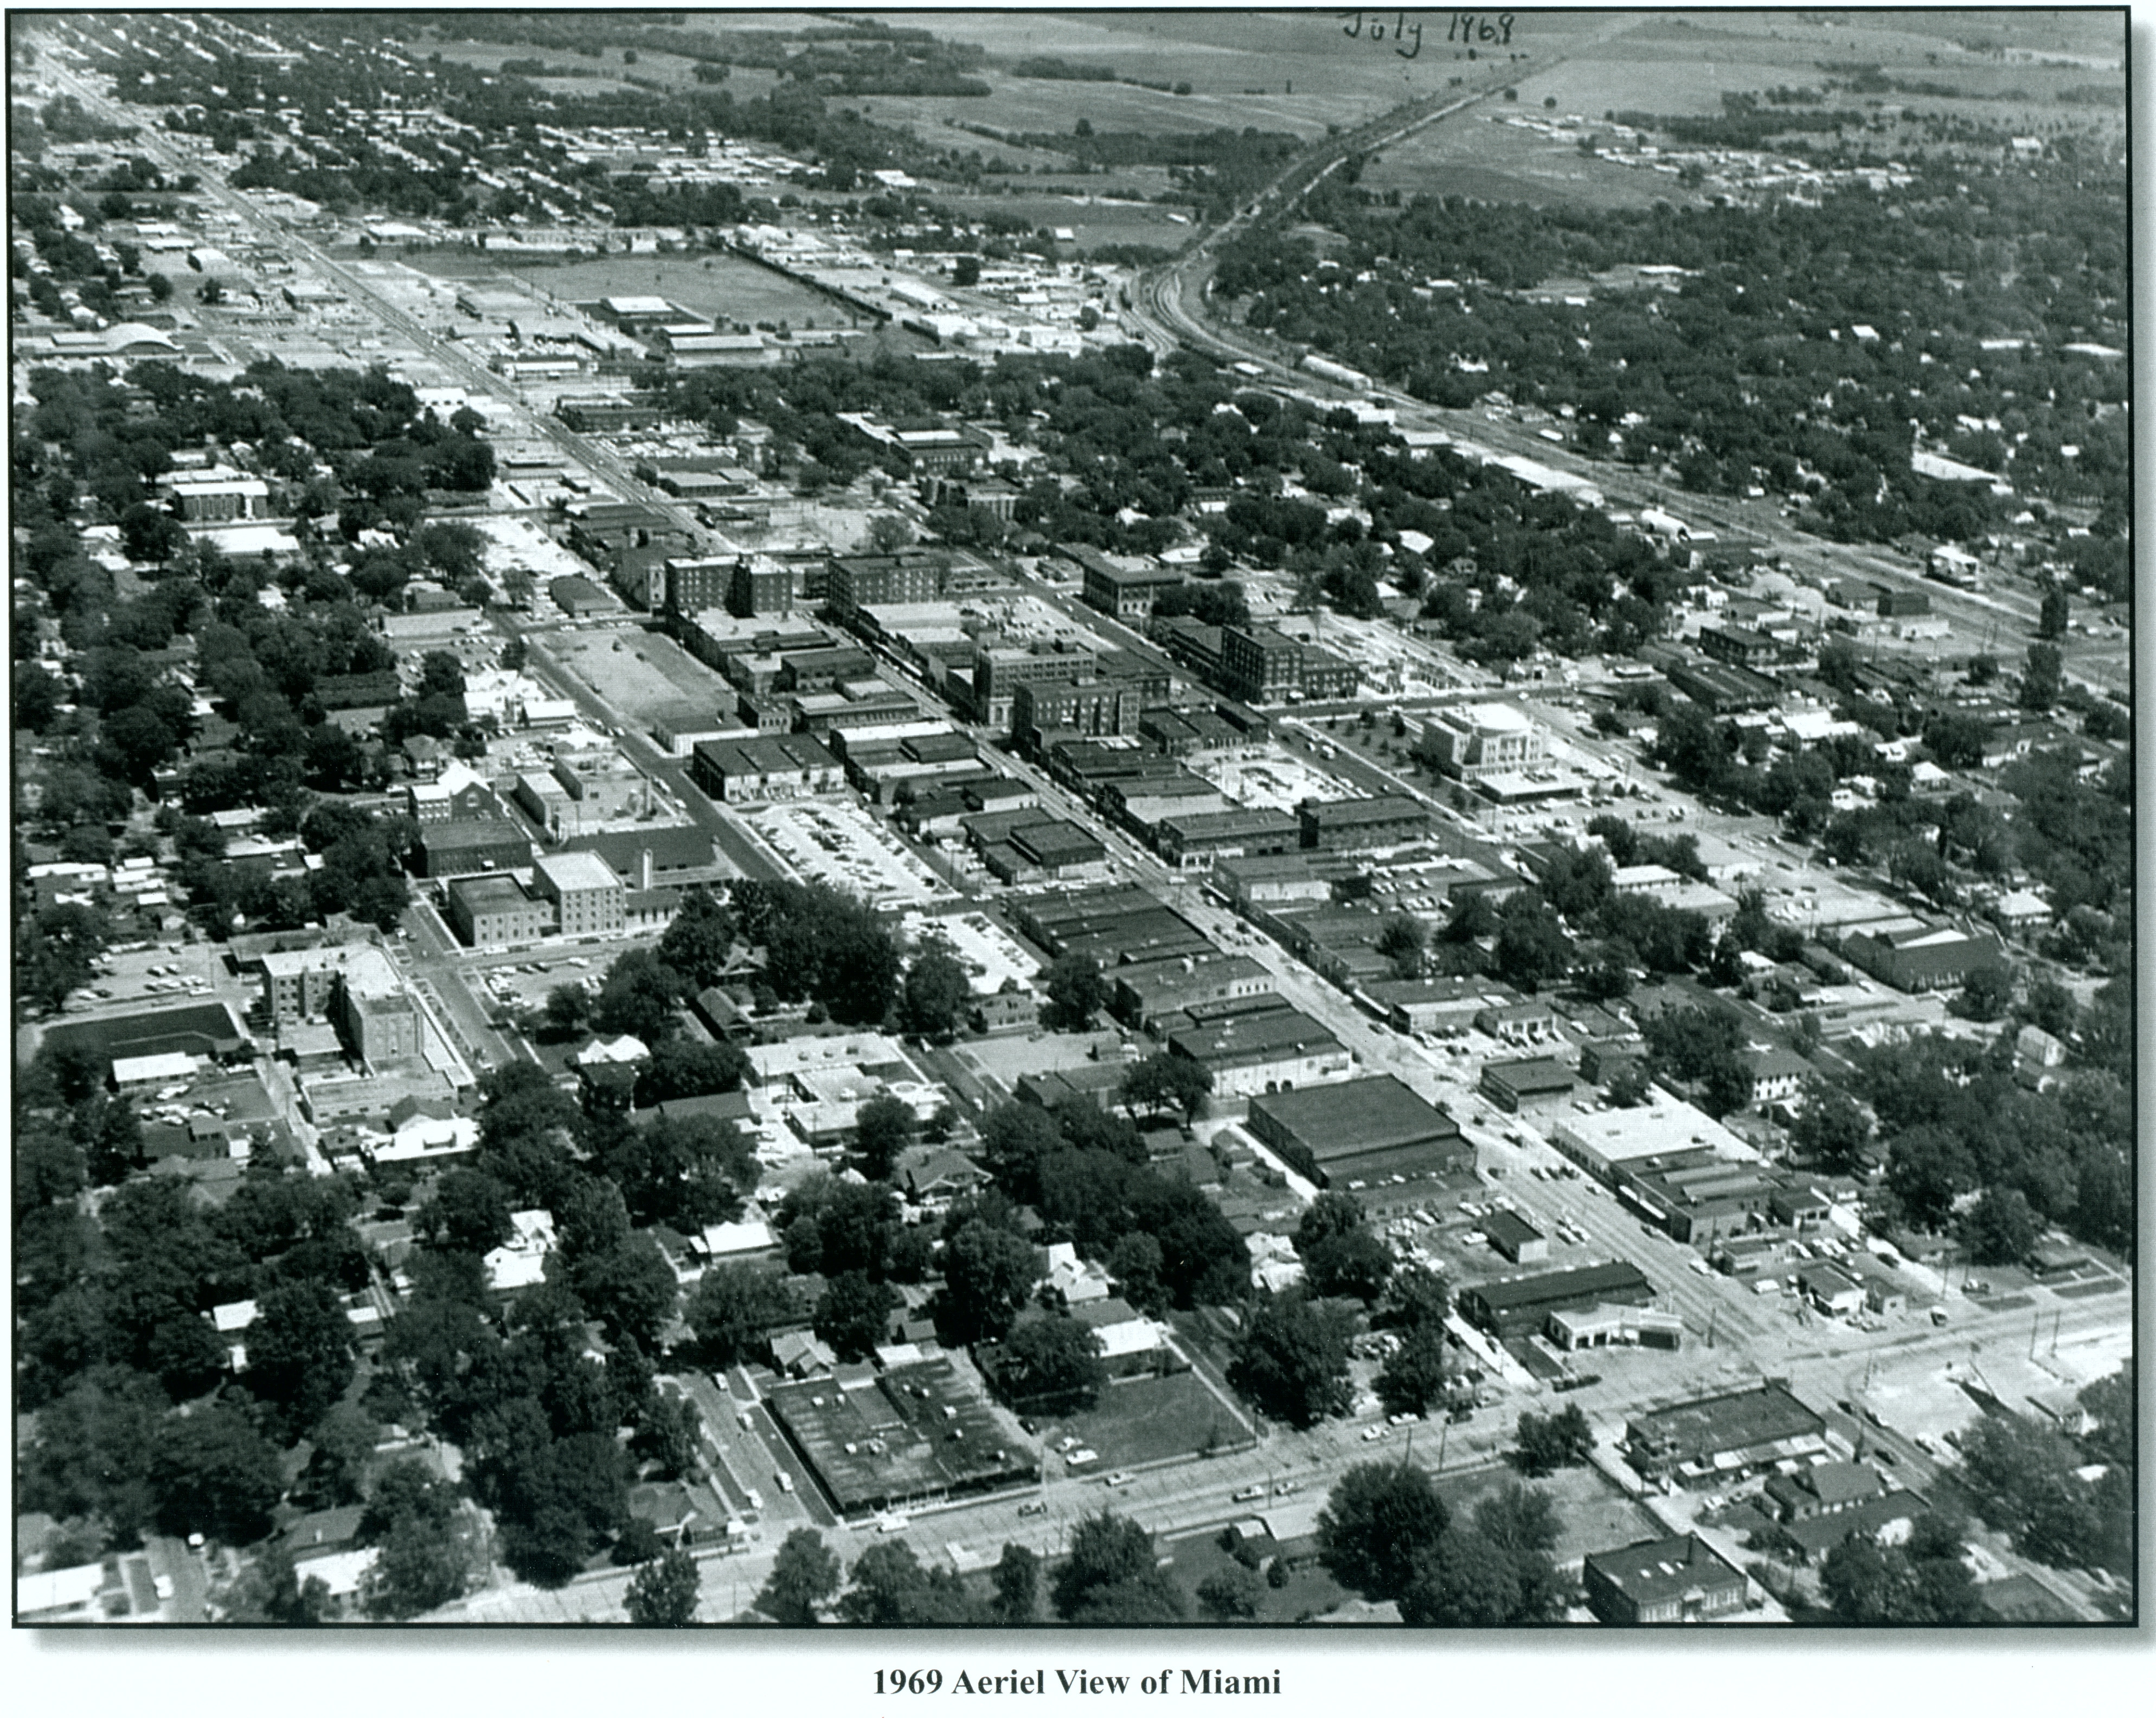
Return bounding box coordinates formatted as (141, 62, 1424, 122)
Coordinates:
(534, 849, 625, 895)
(1247, 1075, 1458, 1159)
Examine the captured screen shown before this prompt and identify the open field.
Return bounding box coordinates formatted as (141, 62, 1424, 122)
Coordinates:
(1042, 1370, 1255, 1471)
(407, 251, 849, 332)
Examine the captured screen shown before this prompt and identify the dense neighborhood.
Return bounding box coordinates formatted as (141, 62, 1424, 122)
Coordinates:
(11, 12, 2131, 1630)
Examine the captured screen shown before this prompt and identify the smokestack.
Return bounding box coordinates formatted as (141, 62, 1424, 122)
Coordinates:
(640, 849, 654, 892)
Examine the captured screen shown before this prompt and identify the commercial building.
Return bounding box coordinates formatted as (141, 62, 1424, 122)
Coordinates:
(1245, 1074, 1467, 1190)
(1220, 626, 1304, 704)
(690, 734, 841, 803)
(1482, 1208, 1549, 1264)
(1072, 546, 1184, 620)
(415, 820, 534, 878)
(973, 642, 1097, 730)
(764, 1358, 1027, 1517)
(1156, 807, 1304, 872)
(1456, 1260, 1656, 1338)
(1550, 1098, 1757, 1186)
(1544, 1302, 1684, 1351)
(1369, 974, 1507, 1037)
(826, 551, 948, 613)
(527, 849, 625, 938)
(1298, 794, 1432, 852)
(1583, 1534, 1748, 1625)
(1622, 1382, 1828, 1484)
(1166, 1004, 1349, 1098)
(1840, 922, 2013, 993)
(1112, 952, 1276, 1030)
(1479, 1056, 1577, 1115)
(446, 874, 550, 948)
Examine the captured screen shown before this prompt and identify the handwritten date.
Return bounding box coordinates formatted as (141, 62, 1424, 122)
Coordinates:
(1338, 11, 1516, 59)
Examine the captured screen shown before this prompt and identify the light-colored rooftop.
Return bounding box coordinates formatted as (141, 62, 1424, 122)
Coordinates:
(534, 849, 626, 895)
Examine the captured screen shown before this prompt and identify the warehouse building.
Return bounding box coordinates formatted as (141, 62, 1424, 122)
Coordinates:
(1166, 1004, 1349, 1098)
(1244, 1074, 1467, 1190)
(1456, 1260, 1656, 1338)
(1479, 1056, 1577, 1116)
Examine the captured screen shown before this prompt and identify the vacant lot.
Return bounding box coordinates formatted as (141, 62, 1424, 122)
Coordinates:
(1434, 1455, 1663, 1570)
(546, 625, 737, 725)
(1042, 1370, 1255, 1470)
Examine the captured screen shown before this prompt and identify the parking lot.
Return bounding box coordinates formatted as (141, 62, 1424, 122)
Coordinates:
(739, 798, 955, 910)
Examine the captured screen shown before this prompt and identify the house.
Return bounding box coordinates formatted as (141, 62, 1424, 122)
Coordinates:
(1840, 922, 2012, 994)
(1583, 1533, 1748, 1625)
(1763, 1460, 1884, 1524)
(770, 1330, 837, 1378)
(901, 1147, 989, 1206)
(1741, 1045, 1814, 1106)
(484, 1209, 557, 1300)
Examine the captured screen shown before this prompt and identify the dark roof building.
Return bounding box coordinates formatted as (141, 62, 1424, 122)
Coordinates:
(1840, 922, 2012, 993)
(1583, 1533, 1749, 1625)
(1622, 1382, 1828, 1483)
(1244, 1074, 1467, 1190)
(1456, 1260, 1656, 1337)
(1479, 1055, 1577, 1114)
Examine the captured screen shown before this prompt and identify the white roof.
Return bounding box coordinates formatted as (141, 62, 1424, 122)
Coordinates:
(1552, 1095, 1757, 1168)
(113, 1051, 200, 1083)
(695, 1219, 775, 1257)
(212, 1299, 260, 1333)
(535, 849, 624, 895)
(604, 294, 675, 315)
(1461, 701, 1532, 732)
(16, 1563, 107, 1616)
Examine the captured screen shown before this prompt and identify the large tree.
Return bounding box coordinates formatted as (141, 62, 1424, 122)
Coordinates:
(757, 1527, 840, 1625)
(246, 1278, 357, 1441)
(1511, 1403, 1595, 1477)
(686, 1264, 790, 1368)
(900, 941, 972, 1040)
(1230, 1291, 1353, 1428)
(993, 1315, 1108, 1413)
(1316, 1461, 1451, 1602)
(813, 1271, 897, 1363)
(1120, 1052, 1211, 1125)
(1050, 1510, 1185, 1623)
(626, 1546, 702, 1626)
(1042, 951, 1106, 1030)
(940, 1221, 1040, 1344)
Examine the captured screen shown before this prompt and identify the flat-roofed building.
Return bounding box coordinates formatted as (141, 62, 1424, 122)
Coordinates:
(1072, 546, 1184, 620)
(1112, 952, 1275, 1030)
(1482, 1208, 1548, 1264)
(1479, 1055, 1576, 1115)
(1456, 1260, 1656, 1337)
(533, 849, 627, 938)
(1584, 1534, 1748, 1625)
(1622, 1382, 1828, 1484)
(1840, 922, 2012, 993)
(1369, 974, 1506, 1037)
(1156, 806, 1305, 872)
(1221, 625, 1305, 704)
(690, 734, 841, 803)
(1166, 1004, 1349, 1098)
(1416, 702, 1545, 781)
(1245, 1074, 1467, 1190)
(415, 819, 534, 878)
(446, 874, 548, 948)
(1550, 1098, 1757, 1185)
(1298, 793, 1432, 852)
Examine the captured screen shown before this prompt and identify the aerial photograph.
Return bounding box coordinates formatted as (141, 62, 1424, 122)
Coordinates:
(8, 8, 2133, 1632)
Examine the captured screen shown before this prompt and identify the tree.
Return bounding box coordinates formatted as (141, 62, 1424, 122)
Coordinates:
(2019, 642, 2062, 713)
(423, 1167, 516, 1257)
(1107, 1231, 1166, 1315)
(589, 950, 686, 1043)
(686, 1264, 788, 1368)
(1230, 1292, 1353, 1428)
(246, 1279, 358, 1441)
(900, 942, 971, 1040)
(1472, 1483, 1561, 1556)
(1302, 1226, 1394, 1305)
(853, 1093, 917, 1182)
(1120, 1053, 1211, 1124)
(1316, 1461, 1450, 1601)
(541, 984, 591, 1040)
(1043, 951, 1106, 1030)
(632, 1037, 751, 1109)
(1821, 1514, 1979, 1623)
(757, 1528, 840, 1625)
(655, 887, 735, 989)
(1492, 895, 1573, 993)
(2037, 586, 2070, 641)
(1788, 1078, 1872, 1173)
(1396, 1525, 1565, 1625)
(626, 1546, 702, 1626)
(1051, 1510, 1185, 1623)
(1511, 1403, 1594, 1476)
(1197, 1562, 1263, 1620)
(1380, 1262, 1452, 1334)
(814, 1271, 897, 1362)
(977, 1102, 1062, 1204)
(358, 1465, 470, 1620)
(1375, 1325, 1450, 1418)
(569, 1232, 679, 1352)
(941, 1221, 1040, 1343)
(1955, 963, 2014, 1022)
(1958, 1186, 2039, 1266)
(994, 1315, 1108, 1412)
(151, 1403, 284, 1544)
(991, 1542, 1039, 1622)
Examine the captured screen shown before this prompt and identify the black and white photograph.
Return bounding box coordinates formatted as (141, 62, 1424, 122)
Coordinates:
(6, 4, 2136, 1654)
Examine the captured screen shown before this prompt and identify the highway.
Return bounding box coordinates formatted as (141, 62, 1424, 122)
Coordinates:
(1120, 61, 2127, 704)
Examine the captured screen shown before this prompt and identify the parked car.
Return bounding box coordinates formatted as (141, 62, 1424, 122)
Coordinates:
(1361, 1426, 1390, 1442)
(1018, 1501, 1049, 1517)
(1233, 1484, 1267, 1503)
(1103, 1471, 1134, 1488)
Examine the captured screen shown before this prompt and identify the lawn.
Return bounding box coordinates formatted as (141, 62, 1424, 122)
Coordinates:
(1159, 1524, 1357, 1624)
(1042, 1370, 1255, 1469)
(1433, 1456, 1663, 1570)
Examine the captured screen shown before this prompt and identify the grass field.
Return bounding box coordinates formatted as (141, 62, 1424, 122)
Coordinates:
(1044, 1371, 1255, 1470)
(408, 251, 852, 331)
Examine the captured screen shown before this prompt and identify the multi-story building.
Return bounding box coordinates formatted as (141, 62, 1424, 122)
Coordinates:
(415, 820, 534, 878)
(657, 556, 738, 616)
(973, 643, 1096, 731)
(554, 394, 662, 433)
(1220, 625, 1305, 704)
(166, 475, 270, 521)
(728, 556, 802, 618)
(1416, 702, 1546, 781)
(532, 850, 628, 938)
(827, 552, 947, 612)
(1070, 545, 1184, 620)
(1011, 678, 1139, 745)
(446, 874, 550, 948)
(1298, 793, 1432, 852)
(1583, 1535, 1749, 1625)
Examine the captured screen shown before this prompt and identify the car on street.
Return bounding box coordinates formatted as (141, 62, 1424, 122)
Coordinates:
(1388, 1412, 1421, 1426)
(1018, 1501, 1049, 1517)
(1064, 1448, 1100, 1467)
(1274, 1479, 1300, 1497)
(1103, 1471, 1134, 1488)
(1233, 1484, 1267, 1502)
(1361, 1425, 1390, 1442)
